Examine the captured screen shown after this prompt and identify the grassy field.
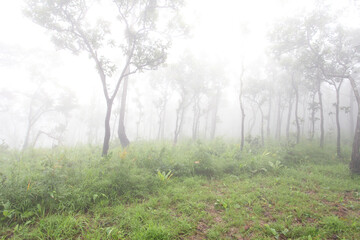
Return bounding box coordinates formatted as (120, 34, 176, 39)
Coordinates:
(0, 140, 360, 239)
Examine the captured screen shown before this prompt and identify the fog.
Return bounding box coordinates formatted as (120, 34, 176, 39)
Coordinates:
(4, 1, 360, 238)
(0, 0, 359, 153)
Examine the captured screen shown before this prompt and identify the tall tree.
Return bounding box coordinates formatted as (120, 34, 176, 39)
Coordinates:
(25, 0, 184, 155)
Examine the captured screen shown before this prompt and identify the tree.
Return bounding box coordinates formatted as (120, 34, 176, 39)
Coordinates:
(149, 70, 171, 140)
(238, 64, 245, 150)
(288, 7, 360, 171)
(22, 81, 77, 151)
(25, 0, 184, 155)
(317, 29, 360, 171)
(32, 88, 77, 148)
(269, 11, 330, 146)
(22, 87, 54, 151)
(245, 77, 269, 146)
(169, 56, 194, 144)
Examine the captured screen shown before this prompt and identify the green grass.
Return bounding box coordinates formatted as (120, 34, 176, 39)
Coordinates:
(1, 140, 360, 239)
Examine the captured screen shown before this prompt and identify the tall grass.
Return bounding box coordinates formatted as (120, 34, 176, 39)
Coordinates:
(0, 139, 350, 226)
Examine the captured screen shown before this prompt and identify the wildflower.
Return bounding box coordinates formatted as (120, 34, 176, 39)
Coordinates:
(119, 150, 127, 159)
(27, 180, 31, 191)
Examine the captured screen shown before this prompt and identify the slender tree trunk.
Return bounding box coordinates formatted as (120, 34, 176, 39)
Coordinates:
(248, 107, 257, 136)
(294, 84, 300, 144)
(259, 107, 264, 146)
(290, 75, 300, 144)
(157, 116, 162, 140)
(266, 96, 272, 138)
(161, 105, 166, 140)
(239, 70, 245, 151)
(174, 108, 185, 145)
(156, 99, 167, 141)
(102, 100, 113, 156)
(32, 131, 42, 149)
(286, 98, 293, 141)
(348, 76, 360, 173)
(156, 106, 163, 140)
(204, 110, 209, 139)
(118, 75, 130, 148)
(240, 104, 245, 151)
(335, 85, 342, 157)
(275, 94, 282, 140)
(111, 113, 119, 141)
(174, 109, 181, 145)
(310, 93, 316, 141)
(318, 87, 325, 148)
(210, 90, 220, 140)
(174, 99, 187, 145)
(301, 96, 306, 137)
(192, 97, 200, 140)
(22, 122, 32, 151)
(350, 86, 355, 139)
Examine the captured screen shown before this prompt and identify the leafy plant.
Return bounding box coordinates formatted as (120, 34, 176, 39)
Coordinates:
(215, 199, 229, 210)
(268, 160, 284, 172)
(157, 170, 173, 183)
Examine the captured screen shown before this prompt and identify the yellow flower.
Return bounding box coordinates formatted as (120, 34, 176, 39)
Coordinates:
(119, 150, 127, 159)
(26, 180, 31, 191)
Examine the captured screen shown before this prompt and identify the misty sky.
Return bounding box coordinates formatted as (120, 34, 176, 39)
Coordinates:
(0, 0, 337, 102)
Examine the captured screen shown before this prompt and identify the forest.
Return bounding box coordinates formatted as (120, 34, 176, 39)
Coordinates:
(0, 0, 360, 239)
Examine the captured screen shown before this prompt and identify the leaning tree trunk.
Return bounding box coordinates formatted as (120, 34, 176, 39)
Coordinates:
(348, 76, 360, 173)
(174, 98, 188, 145)
(118, 76, 130, 148)
(22, 121, 32, 151)
(318, 87, 325, 148)
(102, 100, 113, 156)
(248, 107, 257, 136)
(174, 106, 185, 145)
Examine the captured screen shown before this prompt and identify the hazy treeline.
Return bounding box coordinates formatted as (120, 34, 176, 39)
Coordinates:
(0, 1, 360, 171)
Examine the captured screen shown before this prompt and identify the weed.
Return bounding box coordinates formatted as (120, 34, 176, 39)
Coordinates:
(157, 170, 173, 183)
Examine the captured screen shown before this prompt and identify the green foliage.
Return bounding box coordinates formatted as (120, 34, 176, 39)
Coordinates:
(1, 140, 359, 239)
(157, 170, 173, 183)
(321, 216, 347, 234)
(0, 147, 159, 224)
(215, 199, 229, 210)
(35, 214, 87, 240)
(133, 223, 172, 240)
